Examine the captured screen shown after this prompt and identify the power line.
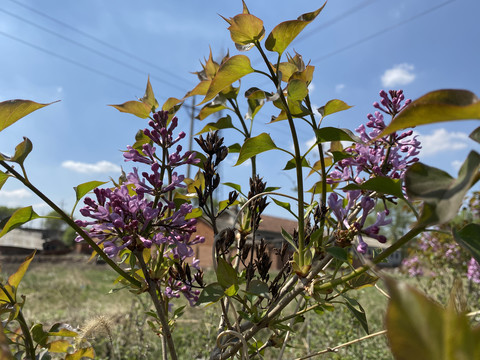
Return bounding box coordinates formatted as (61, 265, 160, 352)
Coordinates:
(6, 0, 193, 88)
(297, 0, 380, 44)
(0, 29, 143, 91)
(0, 7, 190, 93)
(311, 0, 455, 63)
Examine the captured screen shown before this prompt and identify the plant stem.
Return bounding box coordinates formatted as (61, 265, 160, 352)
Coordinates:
(0, 160, 141, 288)
(136, 251, 178, 360)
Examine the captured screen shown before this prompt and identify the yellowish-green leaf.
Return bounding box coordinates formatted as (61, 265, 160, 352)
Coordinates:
(199, 55, 254, 105)
(0, 207, 40, 238)
(65, 347, 95, 360)
(48, 340, 71, 353)
(307, 158, 333, 177)
(184, 80, 211, 99)
(287, 79, 308, 101)
(0, 171, 9, 191)
(224, 13, 265, 47)
(185, 207, 203, 220)
(265, 2, 327, 55)
(0, 137, 33, 166)
(74, 180, 107, 202)
(377, 89, 480, 139)
(318, 99, 353, 117)
(196, 115, 235, 135)
(197, 103, 228, 121)
(162, 97, 183, 112)
(277, 62, 299, 82)
(109, 101, 150, 119)
(289, 65, 315, 85)
(235, 133, 278, 166)
(0, 99, 58, 133)
(7, 251, 35, 291)
(140, 77, 159, 110)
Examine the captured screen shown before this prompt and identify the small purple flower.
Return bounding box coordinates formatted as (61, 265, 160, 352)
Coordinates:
(467, 258, 480, 283)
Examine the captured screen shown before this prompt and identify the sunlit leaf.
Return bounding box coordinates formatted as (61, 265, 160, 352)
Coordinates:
(216, 258, 238, 290)
(197, 115, 235, 135)
(405, 151, 480, 226)
(287, 79, 308, 101)
(235, 133, 278, 166)
(0, 171, 9, 191)
(453, 223, 480, 265)
(74, 181, 108, 202)
(140, 76, 159, 110)
(348, 273, 379, 290)
(307, 158, 333, 177)
(48, 323, 78, 337)
(377, 89, 480, 139)
(265, 2, 327, 55)
(48, 340, 71, 353)
(184, 80, 211, 98)
(199, 55, 255, 105)
(162, 97, 183, 112)
(185, 207, 203, 220)
(277, 62, 299, 82)
(289, 65, 315, 85)
(0, 99, 58, 133)
(0, 207, 40, 238)
(0, 137, 33, 166)
(7, 251, 35, 293)
(228, 143, 241, 153)
(222, 13, 265, 49)
(197, 103, 228, 120)
(317, 99, 353, 117)
(272, 198, 296, 219)
(385, 277, 480, 360)
(109, 100, 150, 119)
(65, 347, 95, 360)
(283, 157, 309, 170)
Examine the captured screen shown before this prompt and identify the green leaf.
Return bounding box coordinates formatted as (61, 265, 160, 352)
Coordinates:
(0, 322, 13, 360)
(377, 89, 480, 138)
(196, 115, 234, 135)
(197, 103, 228, 121)
(0, 137, 33, 166)
(326, 246, 349, 262)
(265, 2, 327, 55)
(246, 279, 270, 299)
(453, 223, 480, 265)
(343, 296, 369, 334)
(223, 13, 265, 49)
(223, 182, 242, 194)
(317, 99, 353, 117)
(235, 133, 278, 166)
(48, 340, 71, 353)
(0, 99, 57, 133)
(281, 227, 298, 250)
(342, 177, 405, 200)
(7, 251, 35, 292)
(185, 207, 203, 220)
(216, 258, 239, 290)
(272, 198, 297, 219)
(287, 79, 308, 101)
(196, 282, 225, 306)
(199, 55, 254, 105)
(140, 77, 159, 111)
(0, 171, 8, 191)
(184, 80, 211, 99)
(314, 127, 360, 143)
(225, 284, 239, 297)
(109, 100, 151, 119)
(470, 126, 480, 144)
(0, 207, 40, 238)
(405, 151, 480, 226)
(348, 273, 379, 290)
(74, 181, 108, 202)
(385, 277, 480, 360)
(48, 323, 78, 337)
(283, 157, 309, 170)
(228, 143, 241, 153)
(31, 324, 49, 347)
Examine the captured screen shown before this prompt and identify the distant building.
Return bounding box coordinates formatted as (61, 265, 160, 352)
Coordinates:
(0, 228, 44, 255)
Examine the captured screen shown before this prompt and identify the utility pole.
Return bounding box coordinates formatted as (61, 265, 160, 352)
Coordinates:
(186, 96, 196, 179)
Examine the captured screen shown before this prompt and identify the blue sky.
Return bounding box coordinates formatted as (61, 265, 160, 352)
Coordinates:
(0, 0, 479, 222)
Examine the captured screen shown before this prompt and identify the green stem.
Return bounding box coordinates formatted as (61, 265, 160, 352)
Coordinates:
(316, 226, 424, 292)
(0, 283, 36, 360)
(0, 160, 141, 288)
(136, 251, 178, 360)
(255, 43, 306, 266)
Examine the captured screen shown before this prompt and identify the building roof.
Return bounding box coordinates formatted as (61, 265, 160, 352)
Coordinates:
(0, 228, 45, 250)
(258, 215, 297, 234)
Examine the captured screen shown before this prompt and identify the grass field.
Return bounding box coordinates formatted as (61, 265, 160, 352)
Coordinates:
(2, 255, 479, 359)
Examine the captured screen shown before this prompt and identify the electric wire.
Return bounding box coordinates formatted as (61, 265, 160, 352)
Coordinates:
(6, 0, 193, 87)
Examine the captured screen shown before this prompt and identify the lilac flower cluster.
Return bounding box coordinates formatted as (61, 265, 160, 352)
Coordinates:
(76, 110, 204, 305)
(467, 257, 480, 284)
(401, 255, 423, 277)
(327, 90, 420, 253)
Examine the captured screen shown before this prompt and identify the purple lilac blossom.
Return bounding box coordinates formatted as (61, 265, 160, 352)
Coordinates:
(327, 90, 418, 254)
(76, 110, 203, 306)
(467, 257, 480, 284)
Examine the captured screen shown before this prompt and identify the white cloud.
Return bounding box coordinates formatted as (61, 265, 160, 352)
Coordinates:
(62, 160, 121, 174)
(415, 128, 469, 157)
(0, 189, 31, 199)
(381, 63, 415, 87)
(308, 82, 315, 94)
(335, 84, 345, 93)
